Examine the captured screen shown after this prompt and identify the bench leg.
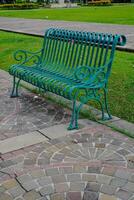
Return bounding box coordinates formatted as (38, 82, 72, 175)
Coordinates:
(10, 76, 20, 98)
(68, 100, 79, 130)
(102, 88, 112, 120)
(103, 88, 112, 120)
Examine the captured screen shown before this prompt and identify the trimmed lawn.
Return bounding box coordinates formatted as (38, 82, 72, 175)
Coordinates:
(0, 5, 134, 25)
(0, 31, 134, 123)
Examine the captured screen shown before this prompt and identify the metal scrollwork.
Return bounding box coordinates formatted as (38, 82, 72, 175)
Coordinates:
(74, 66, 94, 82)
(14, 50, 27, 64)
(13, 50, 42, 66)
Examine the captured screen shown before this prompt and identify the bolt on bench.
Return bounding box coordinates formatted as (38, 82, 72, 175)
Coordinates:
(9, 28, 126, 130)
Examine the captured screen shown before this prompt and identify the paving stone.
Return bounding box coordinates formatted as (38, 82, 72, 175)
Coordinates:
(23, 190, 41, 200)
(115, 169, 131, 180)
(84, 182, 100, 192)
(52, 175, 66, 184)
(82, 191, 99, 200)
(59, 166, 73, 174)
(40, 184, 54, 196)
(110, 177, 127, 187)
(30, 169, 45, 178)
(70, 182, 85, 191)
(39, 196, 49, 200)
(38, 197, 49, 200)
(82, 174, 96, 182)
(52, 153, 65, 161)
(50, 193, 65, 200)
(123, 181, 134, 192)
(97, 174, 112, 185)
(73, 165, 87, 173)
(55, 182, 69, 193)
(17, 174, 33, 183)
(66, 191, 81, 200)
(24, 158, 36, 165)
(38, 176, 53, 186)
(38, 158, 50, 165)
(88, 166, 100, 173)
(95, 143, 106, 148)
(0, 185, 6, 193)
(2, 179, 18, 189)
(0, 193, 13, 200)
(8, 186, 25, 198)
(67, 174, 81, 182)
(115, 189, 132, 200)
(45, 168, 59, 176)
(0, 160, 15, 168)
(128, 174, 134, 183)
(101, 167, 116, 176)
(100, 184, 117, 195)
(99, 194, 118, 200)
(21, 180, 39, 191)
(40, 124, 77, 140)
(0, 132, 47, 154)
(117, 149, 130, 156)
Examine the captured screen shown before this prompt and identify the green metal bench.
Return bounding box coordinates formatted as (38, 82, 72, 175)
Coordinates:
(9, 28, 126, 130)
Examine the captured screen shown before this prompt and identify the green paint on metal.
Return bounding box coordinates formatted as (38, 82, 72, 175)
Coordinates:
(9, 28, 126, 130)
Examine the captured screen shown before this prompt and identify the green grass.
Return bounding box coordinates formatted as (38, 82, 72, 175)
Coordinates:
(1, 31, 134, 123)
(0, 5, 134, 25)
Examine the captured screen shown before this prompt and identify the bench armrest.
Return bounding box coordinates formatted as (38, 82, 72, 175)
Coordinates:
(13, 49, 43, 66)
(74, 59, 113, 87)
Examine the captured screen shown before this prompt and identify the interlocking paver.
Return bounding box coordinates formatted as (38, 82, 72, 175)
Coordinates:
(0, 193, 13, 200)
(99, 194, 118, 200)
(123, 181, 134, 192)
(83, 191, 99, 200)
(100, 184, 117, 195)
(110, 177, 127, 187)
(8, 186, 25, 198)
(97, 174, 112, 185)
(50, 193, 65, 200)
(45, 168, 60, 176)
(21, 180, 39, 191)
(67, 174, 81, 182)
(52, 175, 66, 184)
(84, 182, 100, 192)
(70, 182, 85, 191)
(2, 179, 18, 189)
(66, 192, 81, 200)
(38, 176, 52, 186)
(39, 184, 54, 196)
(115, 189, 132, 200)
(82, 174, 96, 182)
(17, 174, 33, 184)
(55, 182, 69, 193)
(23, 190, 41, 200)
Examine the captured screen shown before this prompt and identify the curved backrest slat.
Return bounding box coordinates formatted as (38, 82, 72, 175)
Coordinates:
(41, 28, 126, 77)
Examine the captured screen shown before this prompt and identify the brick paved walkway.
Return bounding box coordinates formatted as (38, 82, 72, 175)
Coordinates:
(0, 70, 134, 200)
(0, 70, 70, 140)
(0, 17, 134, 51)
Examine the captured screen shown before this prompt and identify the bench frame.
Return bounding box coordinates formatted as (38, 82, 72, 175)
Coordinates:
(9, 28, 126, 130)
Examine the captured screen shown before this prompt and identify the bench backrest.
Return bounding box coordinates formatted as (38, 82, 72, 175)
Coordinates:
(41, 28, 126, 78)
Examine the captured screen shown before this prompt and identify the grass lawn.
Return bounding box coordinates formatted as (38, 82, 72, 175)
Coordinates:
(0, 31, 134, 123)
(0, 5, 134, 25)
